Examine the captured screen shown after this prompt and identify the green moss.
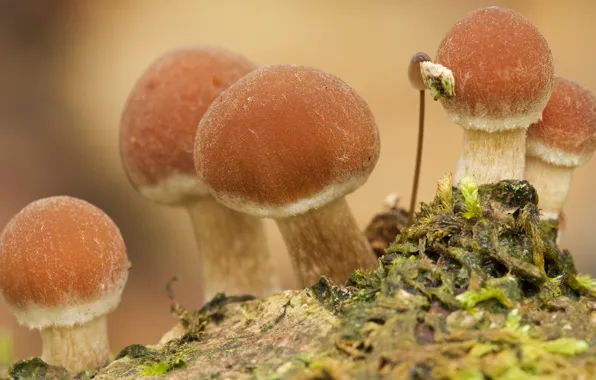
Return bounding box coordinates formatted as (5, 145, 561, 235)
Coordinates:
(114, 335, 198, 377)
(436, 173, 455, 212)
(385, 178, 578, 300)
(539, 218, 560, 243)
(8, 357, 69, 380)
(568, 273, 596, 297)
(456, 287, 512, 310)
(306, 178, 596, 378)
(540, 338, 589, 356)
(482, 180, 538, 208)
(310, 277, 356, 312)
(116, 344, 152, 360)
(459, 176, 482, 219)
(139, 358, 186, 376)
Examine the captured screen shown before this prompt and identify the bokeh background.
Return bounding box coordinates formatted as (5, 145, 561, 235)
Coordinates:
(1, 0, 594, 360)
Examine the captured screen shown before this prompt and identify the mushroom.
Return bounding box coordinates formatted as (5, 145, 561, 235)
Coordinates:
(432, 6, 554, 184)
(524, 77, 596, 220)
(0, 196, 130, 373)
(195, 64, 379, 287)
(120, 46, 280, 299)
(407, 52, 432, 224)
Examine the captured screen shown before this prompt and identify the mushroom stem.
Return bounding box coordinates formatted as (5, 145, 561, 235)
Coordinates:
(40, 315, 109, 373)
(408, 89, 425, 225)
(524, 156, 573, 220)
(187, 197, 280, 300)
(454, 128, 526, 185)
(275, 198, 377, 287)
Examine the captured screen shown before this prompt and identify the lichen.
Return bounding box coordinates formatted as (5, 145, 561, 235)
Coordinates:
(420, 62, 456, 100)
(32, 178, 596, 379)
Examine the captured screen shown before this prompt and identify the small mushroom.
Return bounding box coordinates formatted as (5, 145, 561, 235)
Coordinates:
(0, 196, 130, 373)
(525, 77, 596, 220)
(195, 64, 379, 287)
(120, 46, 280, 299)
(407, 52, 432, 224)
(433, 6, 554, 184)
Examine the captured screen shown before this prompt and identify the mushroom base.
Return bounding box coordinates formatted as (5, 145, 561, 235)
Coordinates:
(276, 197, 377, 287)
(524, 156, 573, 220)
(455, 128, 526, 185)
(40, 314, 110, 373)
(187, 196, 280, 301)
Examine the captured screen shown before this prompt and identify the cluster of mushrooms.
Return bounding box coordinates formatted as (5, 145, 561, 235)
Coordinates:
(0, 5, 594, 375)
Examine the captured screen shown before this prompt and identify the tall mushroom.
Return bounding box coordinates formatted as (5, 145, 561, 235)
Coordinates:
(431, 6, 554, 184)
(195, 64, 379, 287)
(120, 46, 279, 299)
(525, 77, 596, 220)
(0, 196, 130, 373)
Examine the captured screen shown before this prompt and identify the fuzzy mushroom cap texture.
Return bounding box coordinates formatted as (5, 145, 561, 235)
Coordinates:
(527, 77, 596, 167)
(195, 64, 380, 218)
(435, 6, 554, 132)
(0, 196, 129, 329)
(120, 46, 256, 205)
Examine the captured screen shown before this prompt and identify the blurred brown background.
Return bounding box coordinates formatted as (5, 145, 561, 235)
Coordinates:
(1, 0, 594, 361)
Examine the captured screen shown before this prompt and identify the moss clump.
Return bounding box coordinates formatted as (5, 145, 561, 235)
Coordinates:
(540, 218, 559, 243)
(90, 178, 596, 379)
(387, 177, 580, 302)
(115, 344, 153, 360)
(112, 334, 201, 377)
(139, 358, 186, 376)
(8, 357, 69, 380)
(293, 178, 596, 378)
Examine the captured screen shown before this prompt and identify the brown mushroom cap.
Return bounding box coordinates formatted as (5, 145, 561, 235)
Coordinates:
(435, 6, 554, 131)
(120, 46, 256, 204)
(0, 196, 129, 329)
(195, 64, 380, 218)
(527, 77, 596, 166)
